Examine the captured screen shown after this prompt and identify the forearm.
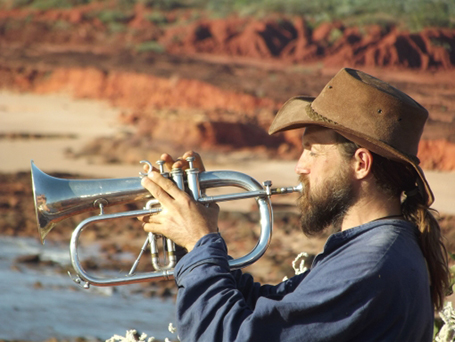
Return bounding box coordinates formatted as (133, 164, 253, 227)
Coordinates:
(231, 269, 298, 310)
(174, 233, 249, 341)
(173, 233, 302, 341)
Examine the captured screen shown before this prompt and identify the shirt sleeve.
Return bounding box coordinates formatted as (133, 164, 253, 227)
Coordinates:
(173, 229, 432, 342)
(173, 233, 306, 341)
(174, 233, 369, 342)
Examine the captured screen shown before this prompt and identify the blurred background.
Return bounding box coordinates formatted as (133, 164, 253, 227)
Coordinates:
(0, 0, 454, 341)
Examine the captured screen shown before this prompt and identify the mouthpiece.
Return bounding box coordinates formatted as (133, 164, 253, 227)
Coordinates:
(271, 183, 303, 195)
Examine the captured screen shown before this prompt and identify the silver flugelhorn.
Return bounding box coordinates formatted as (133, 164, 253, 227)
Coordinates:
(31, 158, 302, 288)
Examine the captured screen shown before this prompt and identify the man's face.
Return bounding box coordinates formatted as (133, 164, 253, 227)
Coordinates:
(295, 127, 355, 235)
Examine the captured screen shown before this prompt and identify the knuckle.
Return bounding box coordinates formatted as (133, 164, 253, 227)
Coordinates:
(178, 193, 193, 207)
(152, 187, 166, 200)
(161, 179, 176, 192)
(183, 196, 193, 207)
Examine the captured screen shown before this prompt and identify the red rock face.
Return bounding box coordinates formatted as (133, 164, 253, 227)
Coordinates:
(158, 17, 455, 71)
(1, 7, 454, 69)
(0, 7, 454, 170)
(418, 140, 455, 171)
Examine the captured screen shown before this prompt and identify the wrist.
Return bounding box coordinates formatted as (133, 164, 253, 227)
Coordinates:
(185, 231, 220, 252)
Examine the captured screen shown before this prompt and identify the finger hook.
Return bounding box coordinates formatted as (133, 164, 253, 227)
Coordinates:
(139, 160, 153, 177)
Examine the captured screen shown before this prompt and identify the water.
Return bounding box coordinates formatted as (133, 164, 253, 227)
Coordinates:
(0, 236, 177, 341)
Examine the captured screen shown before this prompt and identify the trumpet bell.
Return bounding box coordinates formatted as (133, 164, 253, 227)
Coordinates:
(31, 161, 151, 243)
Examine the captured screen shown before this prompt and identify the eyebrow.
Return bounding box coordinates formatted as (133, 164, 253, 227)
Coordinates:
(302, 140, 311, 149)
(301, 134, 317, 147)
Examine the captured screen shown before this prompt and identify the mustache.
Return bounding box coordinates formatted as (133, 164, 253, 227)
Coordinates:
(298, 175, 309, 195)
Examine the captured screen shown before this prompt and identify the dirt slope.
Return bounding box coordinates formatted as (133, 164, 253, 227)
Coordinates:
(1, 6, 455, 169)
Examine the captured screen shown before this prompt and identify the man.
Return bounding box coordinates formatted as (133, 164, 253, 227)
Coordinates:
(140, 68, 450, 341)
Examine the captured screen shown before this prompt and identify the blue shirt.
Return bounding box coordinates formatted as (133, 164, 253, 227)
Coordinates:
(174, 219, 433, 341)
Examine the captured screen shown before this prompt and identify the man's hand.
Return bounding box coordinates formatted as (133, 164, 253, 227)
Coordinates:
(139, 151, 219, 252)
(158, 151, 206, 172)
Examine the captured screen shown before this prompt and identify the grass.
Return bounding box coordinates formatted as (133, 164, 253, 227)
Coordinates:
(135, 41, 165, 53)
(2, 0, 454, 30)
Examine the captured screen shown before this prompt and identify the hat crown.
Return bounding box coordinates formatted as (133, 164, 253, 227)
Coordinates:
(311, 68, 428, 158)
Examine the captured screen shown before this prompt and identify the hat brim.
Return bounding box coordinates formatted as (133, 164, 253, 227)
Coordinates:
(269, 96, 434, 206)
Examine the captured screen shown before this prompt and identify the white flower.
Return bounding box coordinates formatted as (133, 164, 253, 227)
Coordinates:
(292, 252, 309, 275)
(436, 302, 455, 342)
(168, 322, 177, 334)
(105, 334, 124, 342)
(105, 329, 156, 342)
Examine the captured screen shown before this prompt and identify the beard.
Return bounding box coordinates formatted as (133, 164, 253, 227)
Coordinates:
(298, 167, 354, 236)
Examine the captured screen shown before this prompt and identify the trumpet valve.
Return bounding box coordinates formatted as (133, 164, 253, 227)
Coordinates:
(186, 156, 195, 169)
(156, 160, 165, 173)
(171, 167, 185, 190)
(185, 156, 201, 200)
(156, 160, 170, 178)
(262, 180, 272, 196)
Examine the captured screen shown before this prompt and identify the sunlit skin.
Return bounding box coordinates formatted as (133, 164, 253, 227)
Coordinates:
(140, 151, 219, 252)
(298, 126, 402, 231)
(139, 128, 403, 252)
(296, 127, 350, 200)
(297, 127, 355, 234)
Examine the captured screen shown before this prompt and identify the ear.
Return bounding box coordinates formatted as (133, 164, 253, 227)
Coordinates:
(352, 148, 373, 180)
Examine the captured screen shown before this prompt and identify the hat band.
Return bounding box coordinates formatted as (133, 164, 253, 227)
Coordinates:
(305, 104, 338, 125)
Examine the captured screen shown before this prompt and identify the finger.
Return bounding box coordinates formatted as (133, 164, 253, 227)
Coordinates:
(137, 209, 161, 223)
(161, 153, 176, 171)
(160, 153, 188, 171)
(142, 220, 164, 235)
(143, 170, 192, 206)
(143, 163, 159, 174)
(142, 214, 162, 226)
(171, 158, 184, 170)
(137, 214, 148, 223)
(181, 150, 206, 171)
(141, 171, 176, 207)
(207, 202, 220, 212)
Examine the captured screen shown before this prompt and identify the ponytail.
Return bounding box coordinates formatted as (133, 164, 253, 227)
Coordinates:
(402, 192, 450, 311)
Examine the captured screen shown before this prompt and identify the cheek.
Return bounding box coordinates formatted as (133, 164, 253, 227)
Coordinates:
(309, 159, 330, 181)
(309, 157, 343, 189)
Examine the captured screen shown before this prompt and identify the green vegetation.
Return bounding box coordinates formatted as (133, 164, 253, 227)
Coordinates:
(7, 0, 91, 10)
(135, 40, 165, 53)
(2, 0, 454, 30)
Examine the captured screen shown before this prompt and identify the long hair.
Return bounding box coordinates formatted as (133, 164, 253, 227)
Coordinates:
(336, 135, 450, 311)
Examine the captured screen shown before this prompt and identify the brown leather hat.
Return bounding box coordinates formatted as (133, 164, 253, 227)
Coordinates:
(269, 68, 434, 206)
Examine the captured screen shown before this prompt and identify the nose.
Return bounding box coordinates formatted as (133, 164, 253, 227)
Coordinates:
(295, 150, 310, 175)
